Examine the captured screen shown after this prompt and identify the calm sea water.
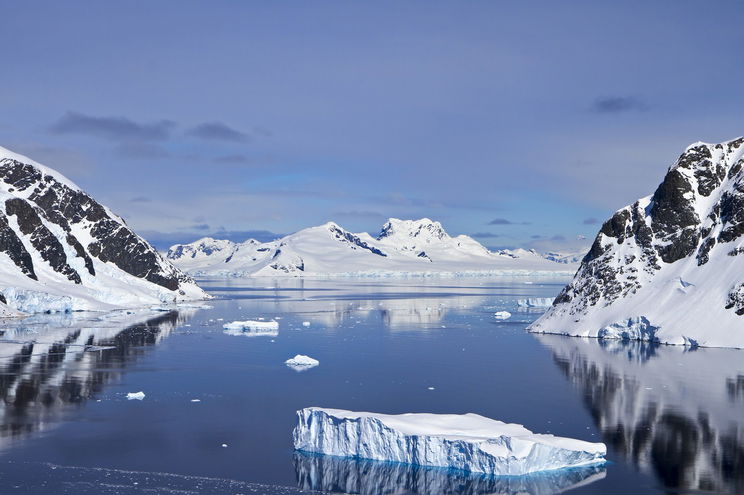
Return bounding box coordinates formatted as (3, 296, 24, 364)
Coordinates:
(0, 277, 740, 494)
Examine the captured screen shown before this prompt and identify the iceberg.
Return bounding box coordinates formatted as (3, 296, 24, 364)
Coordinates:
(222, 320, 279, 337)
(293, 408, 606, 476)
(493, 311, 511, 320)
(285, 354, 320, 370)
(126, 391, 146, 400)
(517, 298, 553, 308)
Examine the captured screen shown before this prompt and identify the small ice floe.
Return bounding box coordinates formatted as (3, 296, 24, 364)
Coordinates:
(494, 311, 512, 320)
(190, 399, 201, 403)
(221, 443, 228, 448)
(293, 408, 606, 476)
(302, 321, 311, 327)
(427, 387, 435, 391)
(517, 298, 553, 308)
(126, 391, 146, 401)
(223, 320, 279, 337)
(285, 354, 320, 371)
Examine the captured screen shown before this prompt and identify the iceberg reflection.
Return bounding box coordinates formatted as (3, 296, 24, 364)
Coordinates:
(293, 452, 606, 495)
(536, 334, 744, 493)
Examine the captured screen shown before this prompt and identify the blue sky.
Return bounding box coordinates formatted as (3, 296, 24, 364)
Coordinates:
(3, 1, 744, 250)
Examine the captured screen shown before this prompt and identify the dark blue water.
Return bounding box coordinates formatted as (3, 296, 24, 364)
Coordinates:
(0, 277, 739, 494)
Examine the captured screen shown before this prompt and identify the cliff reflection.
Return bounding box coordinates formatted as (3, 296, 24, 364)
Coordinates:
(536, 335, 744, 493)
(0, 310, 190, 449)
(293, 452, 605, 495)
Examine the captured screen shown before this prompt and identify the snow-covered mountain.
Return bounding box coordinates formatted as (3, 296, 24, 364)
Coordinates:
(530, 137, 744, 348)
(0, 146, 206, 314)
(167, 218, 577, 277)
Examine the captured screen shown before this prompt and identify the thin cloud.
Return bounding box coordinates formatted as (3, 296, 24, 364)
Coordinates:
(187, 122, 249, 142)
(592, 96, 648, 114)
(49, 111, 175, 141)
(191, 223, 210, 230)
(130, 196, 152, 203)
(582, 217, 599, 225)
(470, 232, 500, 238)
(488, 218, 529, 225)
(334, 210, 385, 219)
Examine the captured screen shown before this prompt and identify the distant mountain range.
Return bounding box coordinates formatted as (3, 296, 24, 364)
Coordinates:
(530, 137, 744, 348)
(167, 218, 583, 277)
(0, 146, 206, 315)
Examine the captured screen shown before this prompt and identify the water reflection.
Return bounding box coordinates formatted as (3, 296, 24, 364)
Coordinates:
(0, 310, 191, 450)
(536, 335, 744, 493)
(293, 452, 606, 495)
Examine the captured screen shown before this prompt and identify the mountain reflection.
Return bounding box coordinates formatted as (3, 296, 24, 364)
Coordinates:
(536, 335, 744, 493)
(0, 310, 190, 450)
(293, 452, 606, 495)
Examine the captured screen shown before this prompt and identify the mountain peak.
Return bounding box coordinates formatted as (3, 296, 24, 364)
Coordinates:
(377, 218, 448, 242)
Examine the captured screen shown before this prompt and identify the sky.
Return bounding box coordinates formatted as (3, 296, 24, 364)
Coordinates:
(2, 1, 744, 251)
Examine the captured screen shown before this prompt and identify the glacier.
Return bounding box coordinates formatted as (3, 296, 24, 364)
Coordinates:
(292, 408, 606, 476)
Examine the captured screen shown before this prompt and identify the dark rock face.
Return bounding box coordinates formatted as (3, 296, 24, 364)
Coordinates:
(329, 225, 387, 257)
(0, 156, 195, 293)
(5, 198, 81, 284)
(0, 212, 36, 280)
(550, 138, 744, 317)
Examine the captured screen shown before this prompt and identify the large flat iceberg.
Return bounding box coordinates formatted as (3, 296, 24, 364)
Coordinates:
(293, 408, 606, 476)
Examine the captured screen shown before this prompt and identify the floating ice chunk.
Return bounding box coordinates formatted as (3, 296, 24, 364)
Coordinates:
(190, 399, 201, 403)
(302, 321, 311, 327)
(285, 355, 320, 371)
(517, 298, 553, 308)
(223, 320, 279, 337)
(126, 391, 146, 400)
(293, 408, 606, 476)
(494, 311, 512, 320)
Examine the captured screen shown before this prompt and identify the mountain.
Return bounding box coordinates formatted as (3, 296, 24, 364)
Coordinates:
(530, 137, 744, 348)
(167, 218, 577, 277)
(0, 146, 206, 314)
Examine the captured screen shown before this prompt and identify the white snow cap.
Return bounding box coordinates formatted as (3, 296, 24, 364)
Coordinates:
(293, 408, 606, 476)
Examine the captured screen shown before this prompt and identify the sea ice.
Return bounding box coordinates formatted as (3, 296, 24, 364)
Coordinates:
(302, 321, 311, 327)
(293, 408, 606, 476)
(517, 298, 553, 308)
(494, 311, 511, 320)
(126, 391, 146, 400)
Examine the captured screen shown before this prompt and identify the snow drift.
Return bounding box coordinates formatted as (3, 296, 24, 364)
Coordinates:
(293, 407, 606, 476)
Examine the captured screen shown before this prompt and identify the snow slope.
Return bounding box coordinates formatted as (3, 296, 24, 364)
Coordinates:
(0, 146, 207, 314)
(167, 218, 577, 278)
(530, 137, 744, 348)
(293, 407, 606, 476)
